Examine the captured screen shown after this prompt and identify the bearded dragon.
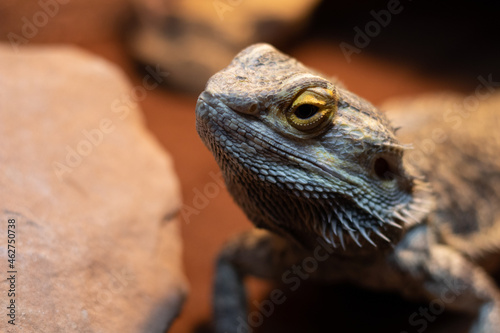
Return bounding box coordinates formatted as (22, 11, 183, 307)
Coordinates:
(195, 43, 500, 332)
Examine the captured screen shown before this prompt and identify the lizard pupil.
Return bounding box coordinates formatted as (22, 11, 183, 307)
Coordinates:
(294, 104, 319, 119)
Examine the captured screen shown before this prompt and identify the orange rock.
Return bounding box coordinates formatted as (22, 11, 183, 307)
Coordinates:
(0, 44, 187, 333)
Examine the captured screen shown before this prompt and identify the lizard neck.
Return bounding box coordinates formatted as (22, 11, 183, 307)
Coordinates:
(220, 154, 434, 254)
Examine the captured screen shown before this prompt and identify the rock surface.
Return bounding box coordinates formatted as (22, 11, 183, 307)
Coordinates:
(127, 0, 321, 92)
(0, 44, 187, 333)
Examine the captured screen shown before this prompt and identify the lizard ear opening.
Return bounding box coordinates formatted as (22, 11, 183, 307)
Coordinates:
(373, 156, 397, 181)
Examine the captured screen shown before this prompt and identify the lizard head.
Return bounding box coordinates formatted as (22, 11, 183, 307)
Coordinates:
(196, 43, 432, 251)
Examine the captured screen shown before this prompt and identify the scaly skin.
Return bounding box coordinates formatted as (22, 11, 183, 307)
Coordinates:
(195, 43, 500, 332)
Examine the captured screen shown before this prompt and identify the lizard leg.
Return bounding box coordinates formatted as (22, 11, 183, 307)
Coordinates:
(392, 225, 500, 333)
(213, 228, 299, 333)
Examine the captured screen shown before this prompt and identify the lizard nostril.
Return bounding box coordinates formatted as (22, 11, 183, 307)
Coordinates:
(247, 103, 259, 115)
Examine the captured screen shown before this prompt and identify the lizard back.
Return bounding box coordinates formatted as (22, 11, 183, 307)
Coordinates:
(385, 93, 500, 265)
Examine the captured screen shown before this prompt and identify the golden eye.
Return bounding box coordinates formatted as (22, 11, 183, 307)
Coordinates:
(286, 88, 337, 132)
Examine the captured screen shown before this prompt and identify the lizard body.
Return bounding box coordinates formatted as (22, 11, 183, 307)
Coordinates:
(195, 43, 500, 332)
(386, 96, 500, 267)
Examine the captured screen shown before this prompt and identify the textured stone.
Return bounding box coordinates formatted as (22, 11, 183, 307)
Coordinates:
(127, 0, 321, 92)
(0, 44, 187, 333)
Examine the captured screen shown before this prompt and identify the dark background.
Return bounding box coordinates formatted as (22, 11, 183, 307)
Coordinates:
(2, 1, 499, 332)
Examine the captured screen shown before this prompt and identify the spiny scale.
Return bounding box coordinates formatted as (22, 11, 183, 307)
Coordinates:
(400, 209, 420, 223)
(359, 227, 377, 247)
(337, 227, 346, 250)
(373, 228, 391, 243)
(321, 203, 404, 248)
(392, 210, 410, 225)
(348, 228, 362, 247)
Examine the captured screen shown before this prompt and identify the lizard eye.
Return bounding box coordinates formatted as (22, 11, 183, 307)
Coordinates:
(286, 87, 337, 132)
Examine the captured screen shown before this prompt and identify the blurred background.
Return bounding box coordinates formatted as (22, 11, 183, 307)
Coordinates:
(1, 0, 499, 332)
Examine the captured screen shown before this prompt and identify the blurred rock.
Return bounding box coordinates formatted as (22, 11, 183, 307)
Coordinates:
(127, 0, 321, 92)
(0, 0, 132, 47)
(0, 44, 187, 332)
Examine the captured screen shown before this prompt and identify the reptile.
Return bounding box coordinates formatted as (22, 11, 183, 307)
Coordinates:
(195, 43, 500, 332)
